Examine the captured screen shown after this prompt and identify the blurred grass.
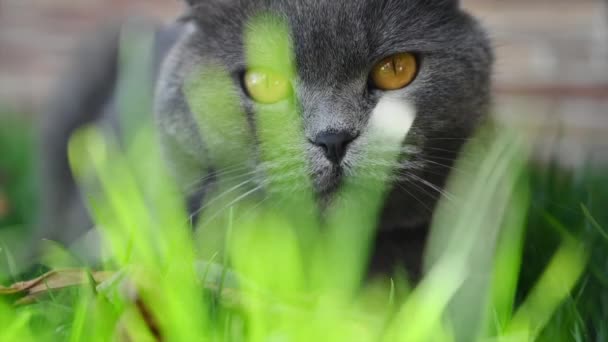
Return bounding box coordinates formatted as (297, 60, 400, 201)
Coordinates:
(0, 109, 39, 284)
(522, 165, 608, 341)
(0, 109, 38, 232)
(0, 103, 606, 341)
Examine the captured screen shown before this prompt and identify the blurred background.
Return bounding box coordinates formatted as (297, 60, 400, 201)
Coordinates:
(0, 0, 606, 166)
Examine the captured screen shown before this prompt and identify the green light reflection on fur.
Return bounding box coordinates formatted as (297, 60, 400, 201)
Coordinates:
(245, 14, 296, 78)
(184, 64, 260, 261)
(244, 14, 312, 199)
(185, 66, 253, 172)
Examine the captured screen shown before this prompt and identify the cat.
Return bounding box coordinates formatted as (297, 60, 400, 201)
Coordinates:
(38, 0, 493, 278)
(155, 0, 493, 276)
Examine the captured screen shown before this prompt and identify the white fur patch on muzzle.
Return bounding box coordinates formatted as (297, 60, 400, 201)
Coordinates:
(369, 96, 416, 144)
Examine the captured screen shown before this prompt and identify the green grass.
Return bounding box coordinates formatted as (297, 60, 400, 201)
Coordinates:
(0, 17, 607, 341)
(0, 110, 38, 231)
(0, 110, 39, 283)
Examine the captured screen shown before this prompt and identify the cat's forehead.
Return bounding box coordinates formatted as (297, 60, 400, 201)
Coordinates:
(281, 1, 462, 84)
(192, 0, 460, 36)
(190, 0, 468, 80)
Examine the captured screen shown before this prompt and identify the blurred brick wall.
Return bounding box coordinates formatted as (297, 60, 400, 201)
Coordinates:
(0, 0, 182, 112)
(1, 0, 606, 109)
(0, 0, 606, 163)
(466, 0, 608, 87)
(462, 0, 608, 165)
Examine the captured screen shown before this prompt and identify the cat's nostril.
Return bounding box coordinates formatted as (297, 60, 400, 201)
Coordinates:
(312, 131, 357, 164)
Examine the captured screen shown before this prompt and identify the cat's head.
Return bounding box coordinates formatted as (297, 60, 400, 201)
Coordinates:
(156, 0, 492, 226)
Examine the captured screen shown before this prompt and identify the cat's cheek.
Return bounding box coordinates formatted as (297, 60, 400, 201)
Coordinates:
(368, 96, 416, 145)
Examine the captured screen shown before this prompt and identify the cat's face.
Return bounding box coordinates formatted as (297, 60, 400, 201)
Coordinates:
(156, 0, 492, 227)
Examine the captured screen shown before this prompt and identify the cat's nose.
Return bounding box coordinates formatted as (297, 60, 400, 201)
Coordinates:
(312, 131, 357, 164)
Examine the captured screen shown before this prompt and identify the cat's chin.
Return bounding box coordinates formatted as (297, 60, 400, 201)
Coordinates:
(311, 165, 344, 199)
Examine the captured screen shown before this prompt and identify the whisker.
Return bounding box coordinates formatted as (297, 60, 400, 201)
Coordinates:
(199, 185, 264, 227)
(188, 178, 256, 223)
(393, 182, 434, 214)
(405, 173, 456, 202)
(423, 137, 473, 142)
(185, 164, 254, 189)
(413, 158, 469, 175)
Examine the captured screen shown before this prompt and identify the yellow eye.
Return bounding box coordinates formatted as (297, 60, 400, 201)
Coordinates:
(370, 52, 418, 90)
(244, 69, 291, 104)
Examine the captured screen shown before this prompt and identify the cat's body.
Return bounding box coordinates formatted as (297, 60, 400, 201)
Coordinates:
(37, 19, 185, 255)
(39, 0, 492, 278)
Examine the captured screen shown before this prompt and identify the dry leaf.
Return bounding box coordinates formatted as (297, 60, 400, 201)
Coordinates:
(0, 269, 114, 303)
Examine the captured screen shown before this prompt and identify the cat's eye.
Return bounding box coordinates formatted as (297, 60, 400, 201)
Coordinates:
(370, 52, 418, 90)
(243, 69, 291, 104)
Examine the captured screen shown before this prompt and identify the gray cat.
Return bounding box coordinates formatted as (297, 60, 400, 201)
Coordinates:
(39, 0, 492, 278)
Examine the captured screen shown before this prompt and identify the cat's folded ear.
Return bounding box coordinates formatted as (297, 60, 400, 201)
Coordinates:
(183, 0, 213, 7)
(426, 0, 459, 9)
(180, 0, 240, 23)
(182, 0, 240, 11)
(183, 0, 235, 6)
(438, 0, 460, 8)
